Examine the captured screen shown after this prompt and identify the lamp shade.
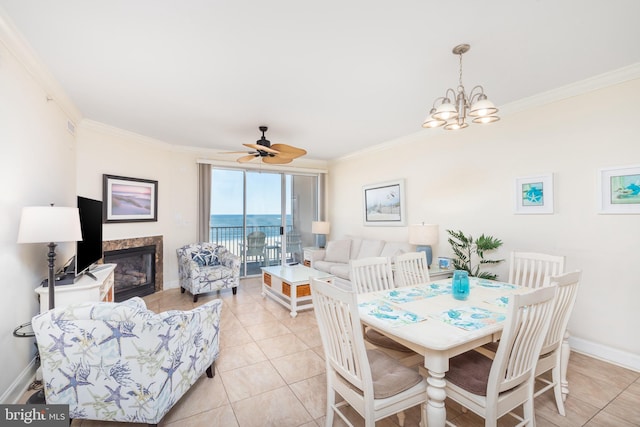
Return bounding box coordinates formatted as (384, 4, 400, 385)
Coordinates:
(408, 223, 439, 245)
(312, 221, 330, 235)
(17, 206, 83, 244)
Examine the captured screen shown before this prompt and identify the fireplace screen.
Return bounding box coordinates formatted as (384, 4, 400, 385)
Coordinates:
(104, 245, 156, 301)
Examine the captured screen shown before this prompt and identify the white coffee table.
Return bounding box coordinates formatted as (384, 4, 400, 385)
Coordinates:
(261, 264, 333, 317)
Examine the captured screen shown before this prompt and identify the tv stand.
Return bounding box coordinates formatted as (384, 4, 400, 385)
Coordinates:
(34, 264, 116, 313)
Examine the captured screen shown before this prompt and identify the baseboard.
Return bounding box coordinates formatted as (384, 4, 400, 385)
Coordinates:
(569, 336, 640, 372)
(0, 358, 36, 404)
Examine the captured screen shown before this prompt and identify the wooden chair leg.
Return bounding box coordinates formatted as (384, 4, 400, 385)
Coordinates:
(206, 361, 215, 378)
(193, 294, 198, 303)
(232, 286, 238, 295)
(180, 287, 185, 294)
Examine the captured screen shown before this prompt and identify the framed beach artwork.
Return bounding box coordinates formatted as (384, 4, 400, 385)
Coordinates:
(598, 164, 640, 214)
(103, 174, 158, 223)
(363, 179, 406, 226)
(514, 173, 554, 214)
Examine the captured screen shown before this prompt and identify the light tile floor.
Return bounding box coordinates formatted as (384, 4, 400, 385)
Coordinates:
(23, 277, 640, 426)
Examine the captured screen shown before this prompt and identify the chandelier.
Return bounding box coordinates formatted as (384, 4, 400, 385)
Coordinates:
(422, 44, 499, 130)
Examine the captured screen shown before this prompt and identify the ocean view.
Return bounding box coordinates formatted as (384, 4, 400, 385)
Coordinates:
(210, 214, 292, 238)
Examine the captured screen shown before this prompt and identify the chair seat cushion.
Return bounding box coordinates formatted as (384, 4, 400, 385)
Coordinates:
(446, 350, 492, 396)
(365, 328, 413, 353)
(367, 349, 423, 399)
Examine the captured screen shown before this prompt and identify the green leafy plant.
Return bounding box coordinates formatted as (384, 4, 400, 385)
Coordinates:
(446, 229, 504, 280)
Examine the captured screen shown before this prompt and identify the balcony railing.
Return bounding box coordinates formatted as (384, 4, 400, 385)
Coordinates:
(209, 225, 289, 254)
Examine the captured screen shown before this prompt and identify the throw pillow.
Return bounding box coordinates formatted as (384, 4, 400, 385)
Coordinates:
(191, 249, 214, 267)
(324, 239, 351, 263)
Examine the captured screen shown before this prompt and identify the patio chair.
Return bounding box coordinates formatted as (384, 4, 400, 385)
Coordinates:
(246, 231, 267, 266)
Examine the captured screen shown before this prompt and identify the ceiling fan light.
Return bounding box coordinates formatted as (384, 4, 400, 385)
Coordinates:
(472, 115, 500, 124)
(469, 98, 498, 117)
(432, 102, 458, 121)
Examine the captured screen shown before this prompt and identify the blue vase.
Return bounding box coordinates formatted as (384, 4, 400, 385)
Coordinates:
(452, 270, 470, 300)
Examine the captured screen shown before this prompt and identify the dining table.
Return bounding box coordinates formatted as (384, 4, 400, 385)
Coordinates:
(357, 276, 531, 427)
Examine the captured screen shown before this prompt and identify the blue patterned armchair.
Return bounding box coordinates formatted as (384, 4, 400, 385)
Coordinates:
(31, 297, 222, 426)
(176, 243, 240, 302)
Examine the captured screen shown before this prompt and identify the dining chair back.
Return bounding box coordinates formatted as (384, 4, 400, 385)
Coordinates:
(350, 256, 414, 352)
(445, 285, 557, 426)
(534, 270, 581, 416)
(395, 251, 430, 287)
(350, 256, 395, 293)
(509, 251, 565, 288)
(310, 277, 427, 427)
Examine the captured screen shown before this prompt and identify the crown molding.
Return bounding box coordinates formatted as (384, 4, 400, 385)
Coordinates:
(0, 7, 82, 123)
(335, 63, 640, 163)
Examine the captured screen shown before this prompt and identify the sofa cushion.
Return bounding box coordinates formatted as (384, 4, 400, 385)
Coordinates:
(314, 260, 340, 274)
(191, 249, 214, 266)
(380, 241, 412, 258)
(329, 264, 351, 280)
(356, 239, 385, 259)
(324, 239, 352, 263)
(348, 236, 363, 259)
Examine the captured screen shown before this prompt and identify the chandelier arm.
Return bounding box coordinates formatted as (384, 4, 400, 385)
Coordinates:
(468, 85, 487, 104)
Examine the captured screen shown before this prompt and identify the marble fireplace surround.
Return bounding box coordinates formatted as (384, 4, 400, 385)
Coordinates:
(102, 235, 163, 293)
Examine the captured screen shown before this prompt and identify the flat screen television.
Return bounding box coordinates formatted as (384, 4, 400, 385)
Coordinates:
(76, 196, 103, 277)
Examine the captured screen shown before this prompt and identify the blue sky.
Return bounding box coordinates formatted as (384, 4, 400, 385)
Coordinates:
(211, 169, 290, 215)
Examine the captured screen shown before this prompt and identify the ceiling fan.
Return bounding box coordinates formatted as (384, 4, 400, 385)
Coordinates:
(224, 126, 307, 164)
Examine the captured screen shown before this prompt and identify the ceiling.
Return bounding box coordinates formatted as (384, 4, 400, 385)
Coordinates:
(2, 0, 640, 162)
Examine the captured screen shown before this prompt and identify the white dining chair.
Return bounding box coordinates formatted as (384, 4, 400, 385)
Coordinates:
(395, 251, 430, 287)
(445, 285, 557, 427)
(534, 270, 581, 416)
(350, 257, 413, 353)
(349, 256, 396, 293)
(309, 277, 427, 427)
(509, 251, 565, 288)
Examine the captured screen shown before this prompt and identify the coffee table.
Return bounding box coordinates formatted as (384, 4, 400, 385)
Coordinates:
(261, 264, 334, 317)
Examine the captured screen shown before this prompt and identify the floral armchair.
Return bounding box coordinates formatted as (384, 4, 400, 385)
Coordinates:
(31, 297, 222, 426)
(176, 243, 240, 302)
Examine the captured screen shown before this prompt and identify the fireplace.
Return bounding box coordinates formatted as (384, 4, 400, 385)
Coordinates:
(103, 235, 163, 302)
(104, 245, 156, 301)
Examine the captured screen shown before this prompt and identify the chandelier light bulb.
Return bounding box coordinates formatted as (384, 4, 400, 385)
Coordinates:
(432, 102, 458, 121)
(469, 98, 498, 117)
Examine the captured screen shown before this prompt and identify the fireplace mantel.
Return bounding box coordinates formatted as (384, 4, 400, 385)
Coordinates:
(103, 236, 163, 292)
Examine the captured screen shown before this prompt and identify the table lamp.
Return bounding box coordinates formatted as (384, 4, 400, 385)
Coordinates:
(17, 205, 83, 310)
(311, 221, 330, 248)
(408, 223, 439, 267)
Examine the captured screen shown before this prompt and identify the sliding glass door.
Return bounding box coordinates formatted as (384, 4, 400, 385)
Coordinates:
(210, 167, 318, 276)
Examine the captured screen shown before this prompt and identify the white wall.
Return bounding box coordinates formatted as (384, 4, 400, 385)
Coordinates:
(76, 122, 199, 288)
(0, 41, 79, 400)
(328, 77, 640, 369)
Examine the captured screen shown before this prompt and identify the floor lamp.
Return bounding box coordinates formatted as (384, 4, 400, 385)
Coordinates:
(17, 204, 83, 403)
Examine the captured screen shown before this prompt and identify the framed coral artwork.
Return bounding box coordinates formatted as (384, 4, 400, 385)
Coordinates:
(514, 173, 554, 214)
(598, 164, 640, 214)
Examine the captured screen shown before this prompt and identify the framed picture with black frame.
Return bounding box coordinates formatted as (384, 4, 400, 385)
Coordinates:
(103, 174, 158, 223)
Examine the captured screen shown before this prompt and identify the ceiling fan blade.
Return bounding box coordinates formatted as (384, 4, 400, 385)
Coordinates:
(237, 154, 258, 163)
(220, 151, 256, 154)
(243, 143, 279, 154)
(270, 144, 307, 159)
(262, 156, 292, 164)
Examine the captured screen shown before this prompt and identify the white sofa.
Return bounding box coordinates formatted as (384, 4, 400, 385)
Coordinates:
(310, 236, 413, 283)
